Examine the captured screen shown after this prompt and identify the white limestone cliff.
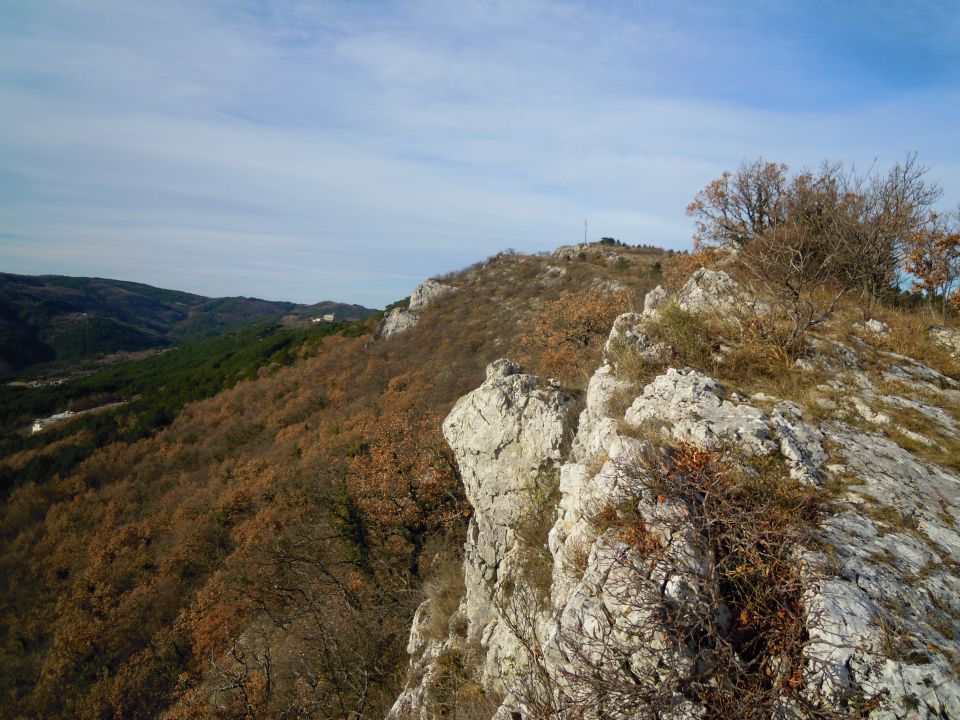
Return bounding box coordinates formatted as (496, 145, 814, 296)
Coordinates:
(409, 279, 455, 311)
(389, 359, 574, 718)
(391, 271, 960, 719)
(377, 279, 456, 339)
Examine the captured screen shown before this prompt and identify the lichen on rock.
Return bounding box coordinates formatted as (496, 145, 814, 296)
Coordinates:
(391, 274, 960, 720)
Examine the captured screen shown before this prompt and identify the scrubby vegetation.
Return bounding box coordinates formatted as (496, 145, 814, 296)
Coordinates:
(0, 319, 373, 494)
(2, 153, 958, 719)
(546, 442, 879, 720)
(0, 248, 665, 719)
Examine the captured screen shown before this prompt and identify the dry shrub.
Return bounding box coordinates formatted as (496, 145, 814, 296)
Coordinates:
(422, 550, 467, 641)
(560, 536, 592, 578)
(735, 228, 850, 353)
(426, 643, 500, 720)
(662, 247, 728, 290)
(517, 288, 631, 388)
(639, 444, 820, 702)
(724, 333, 789, 379)
(540, 442, 881, 719)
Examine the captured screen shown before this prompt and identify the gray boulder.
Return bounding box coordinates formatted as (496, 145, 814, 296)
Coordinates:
(376, 307, 419, 339)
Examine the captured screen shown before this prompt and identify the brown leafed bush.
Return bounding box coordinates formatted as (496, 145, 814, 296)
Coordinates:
(422, 550, 467, 641)
(517, 288, 631, 388)
(531, 442, 883, 719)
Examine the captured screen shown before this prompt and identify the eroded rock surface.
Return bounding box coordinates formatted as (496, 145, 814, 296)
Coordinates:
(675, 268, 742, 315)
(642, 284, 668, 316)
(377, 278, 455, 340)
(376, 307, 420, 339)
(932, 325, 960, 358)
(409, 279, 455, 311)
(392, 291, 960, 720)
(389, 360, 574, 717)
(443, 359, 573, 689)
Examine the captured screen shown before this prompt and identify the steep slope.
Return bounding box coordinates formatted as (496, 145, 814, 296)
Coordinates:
(0, 273, 376, 374)
(0, 246, 666, 719)
(391, 271, 960, 719)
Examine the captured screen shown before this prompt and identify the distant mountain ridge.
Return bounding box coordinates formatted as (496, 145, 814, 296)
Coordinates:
(0, 272, 376, 374)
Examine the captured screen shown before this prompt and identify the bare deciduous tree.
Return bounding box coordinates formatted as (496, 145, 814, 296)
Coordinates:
(688, 154, 942, 309)
(687, 159, 790, 248)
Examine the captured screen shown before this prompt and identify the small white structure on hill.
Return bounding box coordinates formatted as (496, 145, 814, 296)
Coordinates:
(32, 410, 75, 434)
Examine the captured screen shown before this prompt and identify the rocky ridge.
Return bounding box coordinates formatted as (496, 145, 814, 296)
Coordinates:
(390, 270, 960, 719)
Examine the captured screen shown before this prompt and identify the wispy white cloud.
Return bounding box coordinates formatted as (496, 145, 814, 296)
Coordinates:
(1, 0, 958, 306)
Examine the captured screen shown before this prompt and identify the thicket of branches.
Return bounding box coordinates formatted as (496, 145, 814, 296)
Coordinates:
(511, 443, 882, 719)
(687, 155, 955, 335)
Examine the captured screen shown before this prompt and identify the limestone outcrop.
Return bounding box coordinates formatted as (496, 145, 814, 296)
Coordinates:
(409, 279, 455, 312)
(642, 284, 668, 316)
(389, 359, 574, 717)
(553, 243, 623, 263)
(392, 277, 960, 720)
(932, 325, 960, 358)
(377, 307, 420, 339)
(675, 268, 742, 315)
(376, 279, 455, 339)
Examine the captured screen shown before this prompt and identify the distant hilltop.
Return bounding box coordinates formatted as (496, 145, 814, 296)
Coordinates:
(0, 273, 377, 376)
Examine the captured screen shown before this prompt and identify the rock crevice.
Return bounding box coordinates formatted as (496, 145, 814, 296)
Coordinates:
(391, 274, 960, 720)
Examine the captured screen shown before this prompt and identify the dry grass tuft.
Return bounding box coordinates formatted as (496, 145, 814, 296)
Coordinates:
(871, 310, 960, 378)
(422, 550, 467, 642)
(514, 467, 562, 599)
(425, 643, 500, 720)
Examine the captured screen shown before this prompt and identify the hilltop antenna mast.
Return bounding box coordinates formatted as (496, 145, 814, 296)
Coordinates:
(584, 218, 588, 243)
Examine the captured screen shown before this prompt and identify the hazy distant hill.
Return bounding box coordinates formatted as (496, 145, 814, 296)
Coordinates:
(0, 273, 376, 374)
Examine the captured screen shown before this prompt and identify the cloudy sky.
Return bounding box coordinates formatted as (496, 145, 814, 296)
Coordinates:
(2, 1, 959, 307)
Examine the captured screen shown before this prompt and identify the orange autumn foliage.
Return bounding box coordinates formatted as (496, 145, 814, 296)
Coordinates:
(904, 211, 960, 319)
(0, 250, 667, 719)
(518, 288, 631, 386)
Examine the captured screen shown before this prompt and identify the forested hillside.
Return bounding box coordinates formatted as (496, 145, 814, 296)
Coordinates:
(0, 247, 667, 719)
(4, 152, 959, 717)
(0, 273, 375, 375)
(0, 319, 372, 495)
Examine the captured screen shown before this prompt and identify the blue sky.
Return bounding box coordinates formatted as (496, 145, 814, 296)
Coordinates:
(2, 0, 959, 307)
